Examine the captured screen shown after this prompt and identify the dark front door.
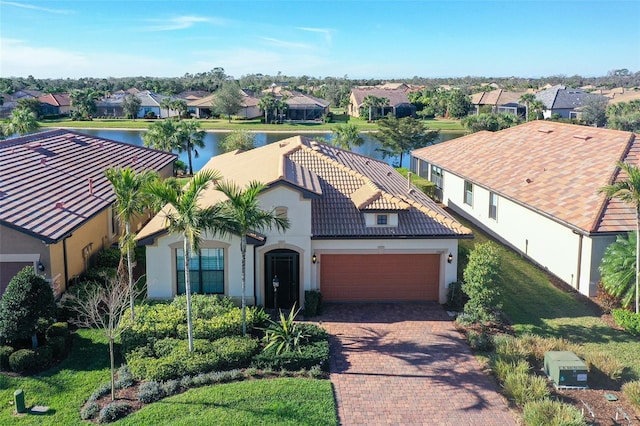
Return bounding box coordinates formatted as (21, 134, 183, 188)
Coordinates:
(264, 249, 299, 310)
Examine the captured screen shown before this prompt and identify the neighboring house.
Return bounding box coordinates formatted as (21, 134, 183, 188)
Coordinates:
(261, 87, 330, 121)
(138, 136, 471, 308)
(0, 90, 43, 118)
(348, 87, 416, 119)
(188, 89, 261, 119)
(38, 93, 71, 116)
(0, 129, 176, 296)
(535, 85, 609, 119)
(470, 89, 529, 116)
(96, 90, 182, 119)
(411, 121, 638, 298)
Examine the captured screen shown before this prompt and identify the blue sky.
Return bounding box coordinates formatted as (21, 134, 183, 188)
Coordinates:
(1, 0, 639, 80)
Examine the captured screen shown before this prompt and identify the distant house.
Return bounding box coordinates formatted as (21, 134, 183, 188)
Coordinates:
(535, 85, 609, 119)
(139, 136, 470, 307)
(348, 87, 416, 119)
(38, 93, 71, 116)
(96, 90, 182, 119)
(411, 121, 638, 298)
(0, 129, 176, 296)
(0, 90, 43, 118)
(261, 87, 330, 121)
(470, 89, 529, 116)
(188, 89, 261, 119)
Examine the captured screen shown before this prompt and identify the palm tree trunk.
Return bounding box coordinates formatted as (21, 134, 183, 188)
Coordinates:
(241, 236, 247, 336)
(184, 238, 194, 352)
(368, 106, 372, 122)
(636, 211, 639, 313)
(126, 222, 135, 321)
(187, 147, 194, 175)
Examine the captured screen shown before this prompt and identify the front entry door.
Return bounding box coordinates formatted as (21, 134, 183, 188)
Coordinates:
(264, 249, 299, 310)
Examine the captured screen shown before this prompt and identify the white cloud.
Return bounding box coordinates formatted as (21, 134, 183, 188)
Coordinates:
(141, 15, 227, 32)
(259, 37, 312, 50)
(0, 1, 74, 15)
(296, 26, 333, 45)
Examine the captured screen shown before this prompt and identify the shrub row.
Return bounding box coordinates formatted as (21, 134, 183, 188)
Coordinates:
(251, 341, 329, 371)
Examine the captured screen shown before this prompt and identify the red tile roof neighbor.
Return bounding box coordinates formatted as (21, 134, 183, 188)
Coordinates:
(0, 129, 177, 243)
(412, 121, 638, 234)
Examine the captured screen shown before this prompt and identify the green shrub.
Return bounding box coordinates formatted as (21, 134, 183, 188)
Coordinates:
(36, 344, 53, 367)
(9, 348, 38, 373)
(46, 322, 69, 339)
(583, 351, 625, 381)
(88, 383, 112, 402)
(96, 247, 121, 268)
(503, 372, 550, 406)
(171, 294, 235, 319)
(491, 357, 530, 383)
(461, 242, 502, 324)
(0, 345, 13, 370)
(80, 401, 100, 420)
(97, 401, 131, 423)
(115, 365, 134, 389)
(179, 311, 244, 340)
(119, 304, 185, 354)
(612, 309, 640, 336)
(211, 336, 259, 369)
(523, 399, 586, 426)
(263, 304, 307, 354)
(304, 291, 322, 317)
(252, 341, 330, 371)
(445, 281, 466, 311)
(297, 323, 329, 343)
(493, 334, 528, 364)
(137, 381, 165, 403)
(517, 334, 579, 364)
(161, 379, 181, 396)
(466, 330, 493, 352)
(622, 380, 640, 409)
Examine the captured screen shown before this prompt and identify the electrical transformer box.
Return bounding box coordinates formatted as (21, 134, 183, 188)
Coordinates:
(544, 351, 588, 388)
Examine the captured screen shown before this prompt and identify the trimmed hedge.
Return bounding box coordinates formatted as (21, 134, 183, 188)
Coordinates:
(251, 341, 330, 371)
(612, 309, 640, 336)
(0, 345, 14, 370)
(9, 348, 38, 373)
(304, 291, 322, 317)
(46, 321, 70, 339)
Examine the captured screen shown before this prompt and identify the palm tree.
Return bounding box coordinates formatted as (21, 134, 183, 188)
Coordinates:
(2, 107, 40, 137)
(160, 97, 174, 119)
(215, 180, 290, 335)
(147, 170, 223, 351)
(599, 162, 640, 313)
(599, 231, 636, 309)
(331, 123, 364, 150)
(104, 167, 158, 320)
(379, 96, 390, 118)
(361, 95, 377, 121)
(519, 93, 536, 122)
(175, 120, 206, 175)
(258, 93, 277, 124)
(143, 119, 179, 152)
(529, 99, 546, 120)
(70, 88, 98, 120)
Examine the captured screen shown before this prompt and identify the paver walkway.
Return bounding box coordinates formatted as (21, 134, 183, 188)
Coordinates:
(317, 303, 517, 426)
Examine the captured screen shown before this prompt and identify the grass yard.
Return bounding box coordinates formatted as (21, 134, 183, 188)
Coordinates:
(119, 378, 336, 426)
(453, 210, 640, 380)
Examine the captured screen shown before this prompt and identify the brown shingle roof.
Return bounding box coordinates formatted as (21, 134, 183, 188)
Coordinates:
(138, 136, 470, 241)
(412, 121, 638, 234)
(0, 129, 177, 243)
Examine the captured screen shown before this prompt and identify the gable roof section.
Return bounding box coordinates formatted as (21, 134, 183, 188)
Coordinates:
(471, 89, 527, 106)
(350, 88, 411, 108)
(138, 136, 470, 241)
(412, 121, 637, 234)
(535, 85, 608, 110)
(0, 129, 177, 243)
(38, 93, 71, 107)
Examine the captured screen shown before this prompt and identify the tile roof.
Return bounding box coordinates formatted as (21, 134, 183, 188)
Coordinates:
(412, 121, 638, 234)
(138, 136, 470, 241)
(350, 88, 411, 108)
(471, 89, 528, 106)
(0, 129, 176, 243)
(38, 93, 71, 107)
(535, 85, 608, 110)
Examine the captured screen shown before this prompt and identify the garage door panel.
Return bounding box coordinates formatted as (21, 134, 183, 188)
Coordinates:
(321, 254, 439, 302)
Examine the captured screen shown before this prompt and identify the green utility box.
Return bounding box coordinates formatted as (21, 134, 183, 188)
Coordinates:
(544, 351, 588, 388)
(14, 389, 26, 414)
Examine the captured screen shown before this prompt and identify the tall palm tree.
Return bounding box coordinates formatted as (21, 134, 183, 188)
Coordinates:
(147, 170, 223, 351)
(529, 99, 546, 120)
(104, 167, 158, 320)
(361, 95, 377, 121)
(379, 96, 390, 118)
(519, 93, 536, 122)
(599, 162, 640, 313)
(143, 119, 179, 152)
(160, 97, 174, 119)
(599, 231, 637, 309)
(331, 123, 364, 150)
(258, 93, 277, 124)
(2, 107, 40, 137)
(175, 120, 206, 175)
(215, 180, 290, 335)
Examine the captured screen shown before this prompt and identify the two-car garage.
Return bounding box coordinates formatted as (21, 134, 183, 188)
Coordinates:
(320, 253, 441, 302)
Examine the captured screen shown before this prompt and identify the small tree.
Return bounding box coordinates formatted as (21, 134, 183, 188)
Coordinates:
(372, 115, 439, 168)
(460, 242, 502, 324)
(214, 83, 244, 122)
(68, 269, 140, 401)
(121, 94, 141, 119)
(218, 129, 256, 153)
(0, 266, 56, 349)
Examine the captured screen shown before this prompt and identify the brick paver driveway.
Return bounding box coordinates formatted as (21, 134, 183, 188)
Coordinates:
(317, 303, 517, 426)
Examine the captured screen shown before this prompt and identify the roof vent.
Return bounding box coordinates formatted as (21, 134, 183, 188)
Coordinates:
(573, 134, 592, 141)
(525, 178, 533, 184)
(537, 128, 553, 134)
(55, 202, 65, 209)
(41, 158, 47, 165)
(387, 171, 392, 176)
(131, 155, 138, 164)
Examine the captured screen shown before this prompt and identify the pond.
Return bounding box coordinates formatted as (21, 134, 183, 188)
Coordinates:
(76, 128, 465, 172)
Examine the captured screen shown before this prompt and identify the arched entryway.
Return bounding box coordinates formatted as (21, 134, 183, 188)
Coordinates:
(264, 249, 299, 309)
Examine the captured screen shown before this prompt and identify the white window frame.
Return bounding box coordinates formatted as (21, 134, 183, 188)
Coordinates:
(489, 192, 498, 220)
(464, 181, 473, 206)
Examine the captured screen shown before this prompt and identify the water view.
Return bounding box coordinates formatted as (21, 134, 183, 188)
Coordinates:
(77, 128, 464, 172)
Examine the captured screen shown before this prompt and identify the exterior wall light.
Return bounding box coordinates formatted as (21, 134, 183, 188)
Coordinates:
(312, 253, 317, 264)
(37, 261, 45, 272)
(447, 253, 453, 264)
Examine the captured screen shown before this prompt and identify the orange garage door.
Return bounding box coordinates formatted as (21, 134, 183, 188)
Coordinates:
(320, 254, 440, 302)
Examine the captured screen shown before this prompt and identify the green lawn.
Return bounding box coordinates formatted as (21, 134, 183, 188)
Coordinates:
(38, 117, 463, 132)
(0, 331, 336, 425)
(453, 211, 640, 380)
(118, 378, 336, 426)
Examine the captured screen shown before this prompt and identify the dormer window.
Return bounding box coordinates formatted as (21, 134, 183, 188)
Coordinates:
(376, 214, 388, 225)
(365, 212, 397, 227)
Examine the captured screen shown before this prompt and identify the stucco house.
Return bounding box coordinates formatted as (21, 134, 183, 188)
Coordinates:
(348, 87, 416, 119)
(188, 89, 261, 119)
(95, 90, 182, 119)
(261, 87, 330, 122)
(138, 136, 471, 309)
(470, 89, 529, 116)
(535, 85, 609, 119)
(411, 121, 638, 298)
(38, 93, 71, 116)
(0, 129, 176, 296)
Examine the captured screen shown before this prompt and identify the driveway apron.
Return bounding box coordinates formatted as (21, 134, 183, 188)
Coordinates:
(317, 303, 516, 426)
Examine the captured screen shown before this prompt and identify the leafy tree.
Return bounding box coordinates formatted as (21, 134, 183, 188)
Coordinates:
(599, 232, 636, 308)
(581, 97, 608, 127)
(0, 266, 56, 349)
(70, 88, 99, 120)
(372, 115, 439, 168)
(446, 89, 471, 119)
(607, 100, 640, 132)
(104, 167, 158, 320)
(215, 180, 290, 335)
(460, 242, 502, 324)
(258, 93, 277, 123)
(121, 94, 141, 119)
(519, 93, 536, 122)
(2, 107, 40, 137)
(67, 270, 139, 400)
(599, 162, 640, 313)
(218, 129, 256, 153)
(461, 113, 521, 133)
(147, 170, 223, 351)
(331, 123, 364, 150)
(214, 83, 244, 122)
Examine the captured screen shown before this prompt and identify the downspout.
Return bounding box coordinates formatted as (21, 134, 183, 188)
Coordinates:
(575, 232, 583, 291)
(62, 234, 71, 288)
(253, 244, 258, 306)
